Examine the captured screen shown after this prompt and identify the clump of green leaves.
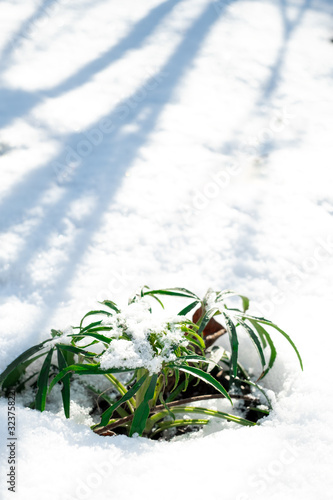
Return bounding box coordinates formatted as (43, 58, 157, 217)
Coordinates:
(0, 287, 303, 439)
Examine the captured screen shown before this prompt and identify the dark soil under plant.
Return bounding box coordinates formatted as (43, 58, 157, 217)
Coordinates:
(89, 365, 264, 440)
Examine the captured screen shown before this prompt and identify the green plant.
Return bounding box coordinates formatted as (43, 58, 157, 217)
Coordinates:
(0, 287, 303, 439)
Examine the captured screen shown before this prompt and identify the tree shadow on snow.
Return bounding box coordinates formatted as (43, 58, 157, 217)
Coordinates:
(258, 0, 313, 103)
(0, 0, 192, 230)
(0, 2, 236, 336)
(0, 0, 182, 129)
(0, 0, 60, 67)
(217, 0, 313, 286)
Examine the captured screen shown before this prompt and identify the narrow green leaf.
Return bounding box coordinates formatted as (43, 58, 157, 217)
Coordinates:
(163, 287, 200, 299)
(147, 294, 165, 309)
(222, 312, 239, 378)
(176, 354, 208, 363)
(187, 331, 206, 351)
(238, 319, 266, 371)
(1, 352, 46, 389)
(215, 291, 249, 313)
(170, 367, 180, 394)
(176, 354, 226, 373)
(197, 308, 219, 335)
(79, 320, 104, 334)
(158, 391, 175, 421)
(140, 285, 150, 297)
(58, 345, 97, 358)
(0, 339, 52, 387)
(186, 338, 204, 354)
(178, 288, 200, 297)
(35, 348, 54, 411)
(152, 419, 209, 436)
(170, 406, 256, 426)
(183, 371, 190, 392)
(57, 347, 71, 418)
(249, 321, 277, 379)
(241, 296, 250, 313)
(178, 300, 199, 316)
(130, 374, 158, 436)
(247, 406, 270, 415)
(169, 363, 232, 404)
(99, 373, 148, 427)
(235, 377, 272, 409)
(77, 326, 113, 335)
(80, 310, 112, 328)
(87, 386, 129, 417)
(16, 371, 40, 393)
(99, 300, 120, 313)
(248, 319, 267, 348)
(261, 320, 303, 370)
(49, 364, 133, 393)
(69, 332, 112, 344)
(143, 288, 199, 300)
(166, 378, 186, 403)
(234, 312, 303, 370)
(51, 329, 62, 338)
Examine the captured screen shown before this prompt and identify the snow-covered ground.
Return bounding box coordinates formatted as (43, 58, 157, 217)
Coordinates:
(0, 0, 333, 498)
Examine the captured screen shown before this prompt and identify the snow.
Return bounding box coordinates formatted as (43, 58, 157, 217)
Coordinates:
(1, 0, 333, 498)
(99, 300, 189, 373)
(48, 326, 73, 346)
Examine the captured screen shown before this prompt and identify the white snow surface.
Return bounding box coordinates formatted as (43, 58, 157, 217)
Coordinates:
(99, 300, 189, 373)
(0, 0, 333, 498)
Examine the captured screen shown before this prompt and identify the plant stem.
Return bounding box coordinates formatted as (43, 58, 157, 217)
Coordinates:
(93, 392, 259, 435)
(151, 373, 164, 407)
(150, 406, 256, 427)
(104, 373, 135, 413)
(204, 328, 226, 348)
(150, 419, 209, 438)
(135, 368, 151, 408)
